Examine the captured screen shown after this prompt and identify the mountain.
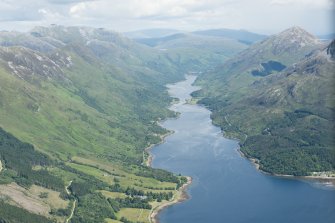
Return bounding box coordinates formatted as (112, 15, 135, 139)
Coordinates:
(127, 28, 268, 73)
(196, 26, 324, 101)
(0, 25, 190, 223)
(132, 33, 188, 47)
(192, 28, 267, 44)
(132, 32, 248, 72)
(194, 27, 335, 176)
(124, 28, 180, 39)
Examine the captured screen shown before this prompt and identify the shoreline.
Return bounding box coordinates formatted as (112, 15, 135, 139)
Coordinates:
(143, 104, 181, 167)
(144, 130, 175, 167)
(144, 129, 193, 223)
(149, 176, 192, 223)
(144, 104, 192, 223)
(237, 148, 335, 186)
(196, 92, 335, 187)
(144, 75, 196, 222)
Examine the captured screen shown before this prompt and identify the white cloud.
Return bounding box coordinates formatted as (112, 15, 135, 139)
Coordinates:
(68, 0, 239, 19)
(38, 8, 64, 21)
(270, 0, 333, 8)
(0, 0, 333, 34)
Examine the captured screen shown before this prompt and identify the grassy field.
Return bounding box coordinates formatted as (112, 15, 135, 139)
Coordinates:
(68, 157, 177, 193)
(28, 185, 69, 210)
(99, 191, 128, 199)
(117, 208, 151, 223)
(0, 183, 68, 222)
(105, 218, 123, 223)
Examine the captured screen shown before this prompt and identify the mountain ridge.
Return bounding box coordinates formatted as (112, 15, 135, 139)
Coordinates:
(195, 26, 326, 101)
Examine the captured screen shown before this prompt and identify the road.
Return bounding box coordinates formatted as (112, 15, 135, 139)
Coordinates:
(65, 180, 76, 223)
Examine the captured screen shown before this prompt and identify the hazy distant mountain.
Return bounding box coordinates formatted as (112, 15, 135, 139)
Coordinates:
(124, 28, 180, 39)
(130, 32, 248, 72)
(317, 33, 335, 40)
(126, 28, 269, 72)
(192, 28, 267, 44)
(195, 27, 334, 176)
(132, 33, 188, 47)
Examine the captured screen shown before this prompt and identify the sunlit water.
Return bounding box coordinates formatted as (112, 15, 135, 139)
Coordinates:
(151, 75, 335, 223)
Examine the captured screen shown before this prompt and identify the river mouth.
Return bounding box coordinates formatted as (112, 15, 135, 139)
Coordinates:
(151, 75, 335, 223)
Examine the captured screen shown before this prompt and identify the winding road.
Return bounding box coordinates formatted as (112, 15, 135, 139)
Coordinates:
(65, 180, 76, 223)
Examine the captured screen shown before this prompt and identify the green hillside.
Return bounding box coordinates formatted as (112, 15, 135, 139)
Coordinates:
(0, 25, 194, 223)
(0, 38, 171, 163)
(195, 27, 335, 176)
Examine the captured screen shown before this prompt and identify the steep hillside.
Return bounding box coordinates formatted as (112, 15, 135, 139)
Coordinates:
(195, 28, 335, 176)
(0, 25, 188, 222)
(0, 27, 177, 162)
(196, 26, 324, 101)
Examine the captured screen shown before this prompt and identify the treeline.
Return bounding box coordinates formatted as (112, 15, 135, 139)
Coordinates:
(0, 128, 64, 192)
(135, 166, 180, 183)
(0, 201, 53, 223)
(110, 197, 152, 210)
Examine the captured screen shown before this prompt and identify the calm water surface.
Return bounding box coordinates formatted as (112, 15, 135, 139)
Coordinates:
(151, 75, 335, 223)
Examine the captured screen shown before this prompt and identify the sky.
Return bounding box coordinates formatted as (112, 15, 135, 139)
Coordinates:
(0, 0, 334, 35)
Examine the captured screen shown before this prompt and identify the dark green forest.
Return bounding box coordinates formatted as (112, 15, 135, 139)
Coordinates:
(0, 127, 185, 223)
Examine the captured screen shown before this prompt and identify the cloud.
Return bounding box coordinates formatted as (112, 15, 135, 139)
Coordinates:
(0, 0, 333, 34)
(45, 0, 96, 5)
(0, 1, 43, 22)
(68, 0, 235, 20)
(38, 8, 64, 21)
(270, 0, 334, 9)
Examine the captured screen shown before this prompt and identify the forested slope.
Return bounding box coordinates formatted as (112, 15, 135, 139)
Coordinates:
(195, 27, 335, 176)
